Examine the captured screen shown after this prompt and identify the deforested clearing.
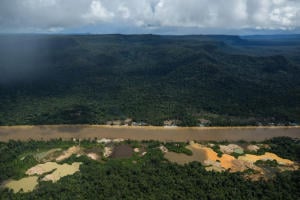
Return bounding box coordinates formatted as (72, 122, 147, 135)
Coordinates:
(238, 153, 294, 165)
(4, 176, 39, 193)
(56, 146, 81, 161)
(163, 141, 298, 177)
(26, 162, 81, 182)
(42, 162, 81, 182)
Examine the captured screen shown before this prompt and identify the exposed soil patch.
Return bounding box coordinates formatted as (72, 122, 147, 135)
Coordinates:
(111, 144, 133, 158)
(165, 142, 260, 172)
(42, 162, 81, 182)
(87, 153, 99, 160)
(247, 145, 260, 152)
(219, 144, 244, 154)
(5, 176, 39, 193)
(34, 148, 62, 162)
(56, 146, 80, 161)
(26, 162, 59, 175)
(238, 153, 294, 165)
(25, 161, 81, 183)
(165, 142, 207, 165)
(103, 147, 113, 158)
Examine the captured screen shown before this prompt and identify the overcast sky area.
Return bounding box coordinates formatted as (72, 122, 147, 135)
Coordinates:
(1, 0, 300, 35)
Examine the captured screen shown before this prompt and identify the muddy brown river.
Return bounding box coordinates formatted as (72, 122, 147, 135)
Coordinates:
(0, 125, 299, 142)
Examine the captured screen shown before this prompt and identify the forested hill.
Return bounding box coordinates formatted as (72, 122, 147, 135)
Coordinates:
(0, 34, 299, 126)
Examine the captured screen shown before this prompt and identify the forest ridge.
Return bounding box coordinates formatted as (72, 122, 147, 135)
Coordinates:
(0, 34, 299, 126)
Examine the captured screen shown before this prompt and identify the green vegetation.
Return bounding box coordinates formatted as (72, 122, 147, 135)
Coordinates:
(164, 142, 193, 155)
(264, 137, 300, 161)
(0, 139, 73, 182)
(255, 160, 279, 167)
(0, 34, 299, 126)
(0, 137, 299, 199)
(211, 145, 223, 157)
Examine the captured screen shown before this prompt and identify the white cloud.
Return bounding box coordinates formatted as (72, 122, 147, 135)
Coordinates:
(0, 0, 299, 33)
(83, 1, 114, 23)
(246, 0, 300, 30)
(270, 6, 297, 26)
(117, 5, 130, 19)
(273, 0, 285, 5)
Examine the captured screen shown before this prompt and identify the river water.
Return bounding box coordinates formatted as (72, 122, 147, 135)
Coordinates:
(0, 125, 299, 142)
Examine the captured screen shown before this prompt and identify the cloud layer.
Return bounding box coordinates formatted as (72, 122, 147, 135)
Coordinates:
(0, 0, 300, 34)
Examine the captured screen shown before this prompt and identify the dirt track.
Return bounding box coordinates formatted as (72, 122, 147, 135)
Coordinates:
(0, 125, 299, 142)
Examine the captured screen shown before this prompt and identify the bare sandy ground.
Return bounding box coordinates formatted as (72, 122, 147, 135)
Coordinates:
(164, 142, 296, 175)
(56, 146, 80, 161)
(42, 162, 81, 182)
(0, 125, 299, 142)
(25, 161, 81, 183)
(87, 153, 99, 160)
(4, 176, 39, 193)
(238, 153, 294, 165)
(188, 142, 236, 169)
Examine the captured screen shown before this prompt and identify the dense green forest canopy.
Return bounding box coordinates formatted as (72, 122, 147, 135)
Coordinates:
(0, 34, 299, 126)
(0, 137, 299, 199)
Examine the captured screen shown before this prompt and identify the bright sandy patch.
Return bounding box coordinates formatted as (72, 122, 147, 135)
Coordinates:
(159, 145, 168, 153)
(113, 138, 125, 143)
(26, 162, 81, 183)
(201, 146, 236, 169)
(219, 144, 243, 154)
(103, 147, 112, 158)
(26, 162, 60, 175)
(238, 153, 294, 165)
(87, 153, 99, 160)
(5, 176, 39, 193)
(189, 142, 236, 169)
(219, 154, 236, 169)
(42, 162, 81, 182)
(247, 145, 260, 152)
(56, 146, 80, 161)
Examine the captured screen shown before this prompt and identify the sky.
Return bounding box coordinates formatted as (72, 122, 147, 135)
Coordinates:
(0, 0, 300, 35)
